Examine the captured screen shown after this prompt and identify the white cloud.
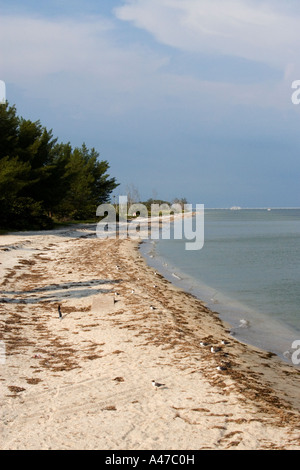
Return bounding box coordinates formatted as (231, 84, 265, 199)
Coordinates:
(0, 5, 297, 120)
(115, 0, 300, 69)
(0, 13, 172, 115)
(0, 15, 112, 80)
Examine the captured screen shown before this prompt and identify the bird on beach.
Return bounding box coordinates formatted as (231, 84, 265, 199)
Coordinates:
(211, 346, 221, 353)
(58, 304, 62, 319)
(238, 319, 250, 329)
(283, 350, 292, 360)
(221, 340, 230, 345)
(152, 380, 165, 391)
(200, 341, 209, 347)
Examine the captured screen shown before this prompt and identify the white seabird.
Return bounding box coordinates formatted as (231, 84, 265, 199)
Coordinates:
(152, 380, 165, 391)
(239, 319, 250, 328)
(211, 346, 221, 353)
(283, 350, 292, 360)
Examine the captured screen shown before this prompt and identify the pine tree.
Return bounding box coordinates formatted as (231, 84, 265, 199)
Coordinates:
(0, 103, 118, 229)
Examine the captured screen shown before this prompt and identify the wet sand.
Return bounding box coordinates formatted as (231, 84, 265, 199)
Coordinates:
(1, 225, 300, 449)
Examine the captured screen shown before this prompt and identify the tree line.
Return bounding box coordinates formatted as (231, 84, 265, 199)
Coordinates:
(124, 183, 187, 212)
(0, 103, 118, 230)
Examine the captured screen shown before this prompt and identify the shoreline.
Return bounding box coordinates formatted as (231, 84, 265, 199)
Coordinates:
(1, 226, 300, 449)
(140, 239, 300, 367)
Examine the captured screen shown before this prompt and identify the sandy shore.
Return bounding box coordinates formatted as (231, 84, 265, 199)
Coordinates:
(1, 225, 300, 450)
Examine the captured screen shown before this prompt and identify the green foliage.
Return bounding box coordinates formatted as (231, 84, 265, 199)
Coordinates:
(0, 197, 54, 230)
(0, 156, 30, 196)
(0, 103, 119, 230)
(141, 198, 172, 212)
(54, 143, 118, 220)
(0, 104, 19, 157)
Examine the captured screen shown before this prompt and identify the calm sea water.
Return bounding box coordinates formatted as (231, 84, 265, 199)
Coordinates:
(140, 209, 300, 363)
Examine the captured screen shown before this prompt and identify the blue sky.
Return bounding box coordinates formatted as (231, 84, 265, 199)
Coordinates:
(1, 0, 300, 207)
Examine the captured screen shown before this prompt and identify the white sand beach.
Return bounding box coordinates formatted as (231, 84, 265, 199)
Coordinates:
(1, 225, 300, 450)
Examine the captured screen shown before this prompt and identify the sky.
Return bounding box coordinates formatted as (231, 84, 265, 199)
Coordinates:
(1, 0, 300, 208)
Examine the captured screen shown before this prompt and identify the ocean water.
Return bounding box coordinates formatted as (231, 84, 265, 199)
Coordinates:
(140, 209, 300, 364)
